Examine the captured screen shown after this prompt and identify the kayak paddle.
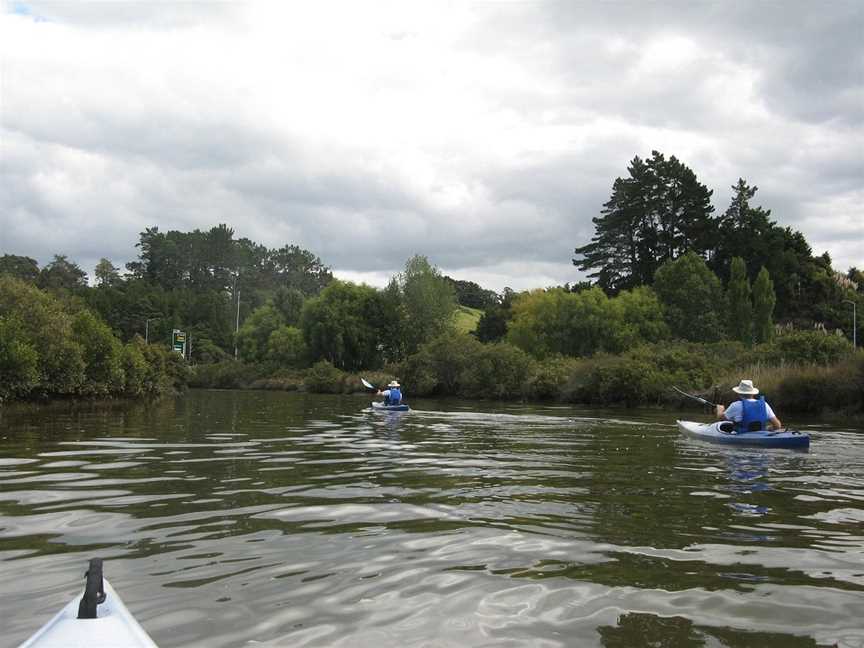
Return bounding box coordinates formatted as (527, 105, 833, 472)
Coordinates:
(672, 386, 719, 408)
(361, 378, 376, 390)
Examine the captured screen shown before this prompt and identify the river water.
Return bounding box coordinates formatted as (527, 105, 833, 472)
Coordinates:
(1, 390, 862, 647)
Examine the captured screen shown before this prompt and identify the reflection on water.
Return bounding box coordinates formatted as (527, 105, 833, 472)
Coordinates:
(1, 391, 862, 647)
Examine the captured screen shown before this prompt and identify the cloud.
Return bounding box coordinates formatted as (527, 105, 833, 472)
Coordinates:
(1, 1, 862, 291)
(11, 1, 243, 29)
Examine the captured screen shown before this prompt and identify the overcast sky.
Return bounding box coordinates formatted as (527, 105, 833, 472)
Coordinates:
(1, 1, 862, 291)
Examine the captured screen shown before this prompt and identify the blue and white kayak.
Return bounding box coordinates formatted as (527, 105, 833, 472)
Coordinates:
(371, 401, 410, 412)
(19, 558, 157, 648)
(677, 420, 810, 449)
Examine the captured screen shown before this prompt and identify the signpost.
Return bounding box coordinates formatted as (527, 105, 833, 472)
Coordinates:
(172, 329, 187, 357)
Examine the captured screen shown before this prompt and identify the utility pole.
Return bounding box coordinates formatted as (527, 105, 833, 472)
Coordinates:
(233, 273, 241, 359)
(844, 299, 857, 349)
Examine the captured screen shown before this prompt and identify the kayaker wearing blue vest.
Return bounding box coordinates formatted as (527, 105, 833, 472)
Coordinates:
(715, 379, 783, 432)
(376, 380, 402, 406)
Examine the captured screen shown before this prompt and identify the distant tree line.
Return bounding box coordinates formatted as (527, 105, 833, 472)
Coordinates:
(2, 150, 862, 410)
(231, 254, 457, 372)
(1, 224, 335, 364)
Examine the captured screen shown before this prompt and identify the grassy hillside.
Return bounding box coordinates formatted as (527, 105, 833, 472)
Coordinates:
(453, 305, 483, 334)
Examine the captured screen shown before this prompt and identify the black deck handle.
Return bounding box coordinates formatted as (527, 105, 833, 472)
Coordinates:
(77, 558, 106, 619)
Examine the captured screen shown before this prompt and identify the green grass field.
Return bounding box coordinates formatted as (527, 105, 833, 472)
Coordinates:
(452, 305, 483, 334)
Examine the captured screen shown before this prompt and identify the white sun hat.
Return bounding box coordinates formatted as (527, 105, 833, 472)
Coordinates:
(732, 379, 759, 395)
(388, 380, 400, 387)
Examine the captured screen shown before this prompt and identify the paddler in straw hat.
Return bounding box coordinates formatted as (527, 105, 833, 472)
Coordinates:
(376, 380, 403, 406)
(715, 379, 783, 433)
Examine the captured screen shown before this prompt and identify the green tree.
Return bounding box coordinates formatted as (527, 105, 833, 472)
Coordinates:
(41, 336, 87, 395)
(268, 244, 333, 295)
(507, 287, 620, 358)
(198, 224, 238, 290)
(94, 223, 340, 359)
(301, 281, 387, 370)
(236, 304, 285, 363)
(393, 255, 457, 355)
(0, 275, 186, 400)
(0, 275, 86, 395)
(573, 151, 716, 293)
(444, 276, 498, 309)
(475, 289, 515, 344)
(769, 330, 850, 364)
(267, 326, 306, 368)
(475, 304, 510, 343)
(462, 343, 534, 399)
(711, 180, 775, 281)
(0, 316, 39, 401)
(38, 255, 88, 291)
(708, 179, 835, 325)
(304, 360, 345, 393)
(379, 278, 408, 361)
(653, 251, 724, 342)
(605, 286, 669, 352)
(752, 266, 776, 343)
(272, 287, 305, 326)
(726, 257, 752, 344)
(402, 333, 484, 395)
(0, 255, 40, 282)
(506, 289, 568, 358)
(121, 338, 149, 396)
(94, 258, 122, 288)
(847, 267, 864, 292)
(71, 310, 125, 395)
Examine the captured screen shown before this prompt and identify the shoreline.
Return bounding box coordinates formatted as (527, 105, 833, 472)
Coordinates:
(5, 385, 860, 426)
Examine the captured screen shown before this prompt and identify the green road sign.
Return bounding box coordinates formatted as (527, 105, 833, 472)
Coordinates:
(172, 329, 187, 357)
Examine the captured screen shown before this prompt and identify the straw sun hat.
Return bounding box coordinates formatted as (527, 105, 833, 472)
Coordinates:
(732, 379, 759, 395)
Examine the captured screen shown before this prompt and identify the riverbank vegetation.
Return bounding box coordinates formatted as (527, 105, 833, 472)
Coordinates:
(0, 276, 187, 403)
(2, 150, 861, 414)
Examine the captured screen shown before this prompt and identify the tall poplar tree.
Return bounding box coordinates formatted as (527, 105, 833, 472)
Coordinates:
(752, 267, 776, 343)
(396, 255, 457, 355)
(727, 257, 752, 344)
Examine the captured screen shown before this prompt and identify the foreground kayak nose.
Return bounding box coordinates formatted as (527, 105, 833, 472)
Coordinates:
(19, 558, 158, 648)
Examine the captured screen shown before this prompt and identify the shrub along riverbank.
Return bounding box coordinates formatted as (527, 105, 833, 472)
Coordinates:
(0, 276, 188, 403)
(189, 329, 863, 417)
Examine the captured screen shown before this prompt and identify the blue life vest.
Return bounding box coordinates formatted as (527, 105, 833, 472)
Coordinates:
(739, 396, 768, 432)
(385, 388, 402, 405)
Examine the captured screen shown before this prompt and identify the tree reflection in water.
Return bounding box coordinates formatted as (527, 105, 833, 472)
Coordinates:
(597, 612, 822, 648)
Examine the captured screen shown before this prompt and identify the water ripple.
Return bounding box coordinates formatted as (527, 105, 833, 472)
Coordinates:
(1, 392, 862, 647)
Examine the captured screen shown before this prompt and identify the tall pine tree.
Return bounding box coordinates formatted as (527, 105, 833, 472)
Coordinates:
(574, 151, 715, 293)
